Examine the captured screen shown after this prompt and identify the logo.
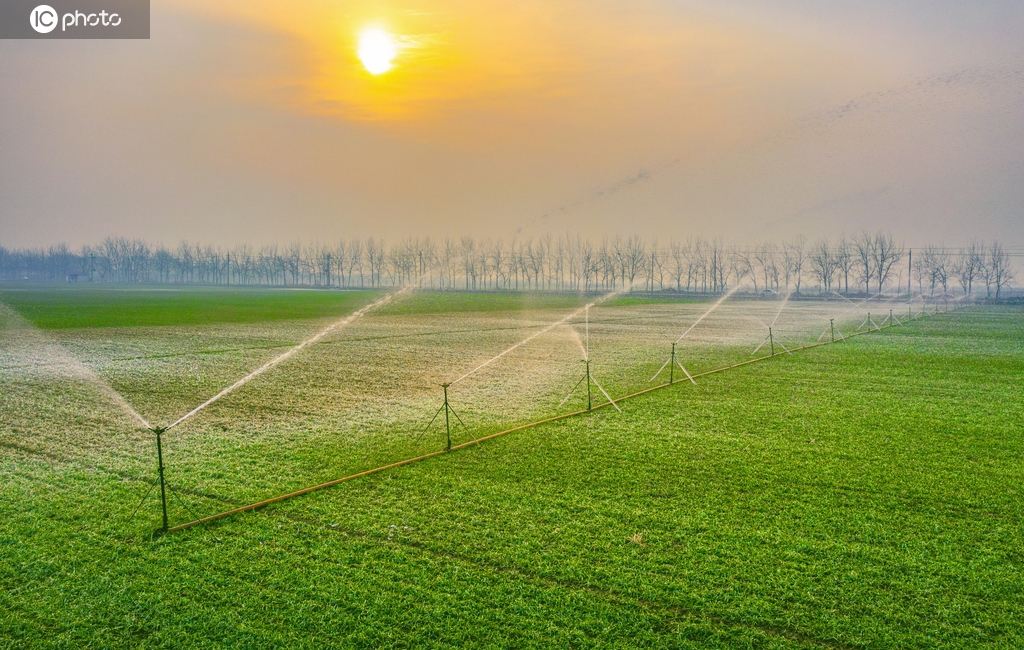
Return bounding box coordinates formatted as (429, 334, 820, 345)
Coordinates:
(30, 5, 58, 33)
(2, 1, 149, 39)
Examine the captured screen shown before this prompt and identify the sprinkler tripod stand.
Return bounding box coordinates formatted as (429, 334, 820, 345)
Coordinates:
(818, 318, 847, 344)
(150, 426, 169, 532)
(649, 342, 696, 386)
(420, 383, 469, 451)
(586, 359, 592, 410)
(561, 358, 623, 412)
(753, 326, 792, 357)
(561, 360, 593, 410)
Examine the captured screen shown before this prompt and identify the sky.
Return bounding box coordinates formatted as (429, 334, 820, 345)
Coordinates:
(1, 0, 1022, 248)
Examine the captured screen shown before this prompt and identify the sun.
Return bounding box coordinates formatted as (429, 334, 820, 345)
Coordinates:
(357, 28, 398, 75)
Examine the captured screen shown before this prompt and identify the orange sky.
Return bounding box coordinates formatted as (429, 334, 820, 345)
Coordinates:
(1, 0, 1022, 246)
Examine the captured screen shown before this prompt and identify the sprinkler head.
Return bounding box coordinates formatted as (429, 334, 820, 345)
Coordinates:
(149, 426, 166, 435)
(441, 382, 451, 389)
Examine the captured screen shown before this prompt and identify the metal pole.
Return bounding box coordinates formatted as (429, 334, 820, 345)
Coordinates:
(830, 319, 835, 343)
(769, 327, 775, 356)
(442, 383, 451, 451)
(651, 252, 656, 295)
(586, 359, 592, 411)
(669, 343, 675, 385)
(889, 309, 893, 327)
(908, 249, 912, 303)
(153, 427, 168, 532)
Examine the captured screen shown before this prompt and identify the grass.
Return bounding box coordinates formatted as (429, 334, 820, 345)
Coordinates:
(376, 290, 588, 315)
(0, 288, 1021, 648)
(0, 284, 381, 329)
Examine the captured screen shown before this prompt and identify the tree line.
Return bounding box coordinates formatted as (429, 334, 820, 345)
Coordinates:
(0, 233, 1017, 298)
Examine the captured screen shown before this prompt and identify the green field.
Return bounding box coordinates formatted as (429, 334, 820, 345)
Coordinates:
(1, 286, 1022, 648)
(0, 285, 383, 329)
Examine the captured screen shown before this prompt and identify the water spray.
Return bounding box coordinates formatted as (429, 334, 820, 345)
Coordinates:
(163, 290, 402, 433)
(450, 284, 633, 388)
(770, 291, 792, 329)
(649, 285, 742, 383)
(674, 285, 740, 344)
(558, 303, 620, 412)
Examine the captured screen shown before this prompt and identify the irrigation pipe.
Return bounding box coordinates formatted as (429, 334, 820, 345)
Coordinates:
(165, 307, 942, 534)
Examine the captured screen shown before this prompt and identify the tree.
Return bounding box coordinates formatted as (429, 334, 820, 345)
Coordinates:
(953, 241, 983, 296)
(784, 235, 807, 294)
(835, 234, 853, 294)
(921, 245, 948, 296)
(854, 232, 875, 295)
(808, 237, 837, 294)
(988, 241, 1016, 299)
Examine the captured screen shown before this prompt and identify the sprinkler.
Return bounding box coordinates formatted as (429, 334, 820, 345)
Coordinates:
(769, 327, 775, 356)
(442, 383, 452, 450)
(669, 342, 675, 384)
(420, 383, 468, 451)
(830, 319, 835, 343)
(150, 426, 169, 532)
(561, 358, 621, 412)
(585, 359, 592, 410)
(650, 342, 696, 385)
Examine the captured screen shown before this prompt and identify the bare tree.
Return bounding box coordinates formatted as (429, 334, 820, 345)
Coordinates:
(784, 235, 807, 294)
(835, 234, 854, 294)
(988, 241, 1016, 299)
(735, 247, 757, 292)
(854, 232, 875, 295)
(754, 242, 779, 293)
(808, 237, 837, 294)
(669, 241, 686, 291)
(953, 241, 983, 296)
(871, 232, 903, 294)
(921, 245, 949, 296)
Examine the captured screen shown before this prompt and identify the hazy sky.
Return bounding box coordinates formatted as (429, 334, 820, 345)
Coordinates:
(1, 0, 1022, 248)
